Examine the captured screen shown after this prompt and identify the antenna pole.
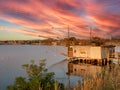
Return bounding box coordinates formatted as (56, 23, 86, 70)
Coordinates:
(68, 25, 70, 39)
(90, 26, 92, 43)
(67, 25, 70, 58)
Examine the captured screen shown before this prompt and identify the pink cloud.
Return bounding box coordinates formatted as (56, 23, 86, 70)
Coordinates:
(0, 0, 120, 39)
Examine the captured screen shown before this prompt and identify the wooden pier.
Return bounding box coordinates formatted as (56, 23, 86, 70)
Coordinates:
(68, 58, 109, 66)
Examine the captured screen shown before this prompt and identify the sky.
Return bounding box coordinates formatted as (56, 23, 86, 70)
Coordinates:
(0, 0, 120, 40)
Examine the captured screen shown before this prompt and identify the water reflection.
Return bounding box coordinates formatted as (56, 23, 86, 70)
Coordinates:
(48, 60, 82, 88)
(67, 61, 118, 89)
(49, 59, 116, 89)
(68, 63, 101, 77)
(67, 61, 114, 78)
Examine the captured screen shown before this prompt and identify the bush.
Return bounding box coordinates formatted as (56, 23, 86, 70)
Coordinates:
(7, 60, 64, 90)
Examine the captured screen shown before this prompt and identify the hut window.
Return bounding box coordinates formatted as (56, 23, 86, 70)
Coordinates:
(80, 51, 86, 54)
(74, 50, 76, 53)
(74, 68, 76, 71)
(118, 55, 120, 58)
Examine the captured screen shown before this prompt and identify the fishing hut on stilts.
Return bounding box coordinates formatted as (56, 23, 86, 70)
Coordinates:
(67, 26, 115, 66)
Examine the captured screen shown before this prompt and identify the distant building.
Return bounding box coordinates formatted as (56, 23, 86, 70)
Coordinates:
(114, 52, 120, 64)
(0, 41, 3, 45)
(105, 41, 120, 46)
(51, 41, 57, 46)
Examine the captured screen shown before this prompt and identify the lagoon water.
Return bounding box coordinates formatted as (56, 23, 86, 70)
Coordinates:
(0, 45, 81, 90)
(0, 45, 120, 90)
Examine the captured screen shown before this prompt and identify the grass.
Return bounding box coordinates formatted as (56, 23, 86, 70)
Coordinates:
(73, 64, 120, 90)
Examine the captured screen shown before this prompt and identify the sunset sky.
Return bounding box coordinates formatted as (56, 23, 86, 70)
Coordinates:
(0, 0, 120, 40)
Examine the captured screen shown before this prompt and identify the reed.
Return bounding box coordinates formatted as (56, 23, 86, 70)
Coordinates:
(73, 64, 120, 90)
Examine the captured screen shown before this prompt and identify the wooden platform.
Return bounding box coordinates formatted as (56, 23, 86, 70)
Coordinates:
(68, 58, 112, 66)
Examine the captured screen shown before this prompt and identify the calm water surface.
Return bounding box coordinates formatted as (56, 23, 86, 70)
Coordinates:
(0, 45, 80, 90)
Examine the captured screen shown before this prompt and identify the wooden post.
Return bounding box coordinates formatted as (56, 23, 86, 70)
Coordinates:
(54, 79, 57, 90)
(39, 82, 42, 90)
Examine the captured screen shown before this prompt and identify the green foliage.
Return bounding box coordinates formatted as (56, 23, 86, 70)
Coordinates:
(7, 60, 64, 90)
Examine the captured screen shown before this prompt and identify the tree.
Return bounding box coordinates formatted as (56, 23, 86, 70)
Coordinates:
(7, 60, 64, 90)
(91, 37, 105, 46)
